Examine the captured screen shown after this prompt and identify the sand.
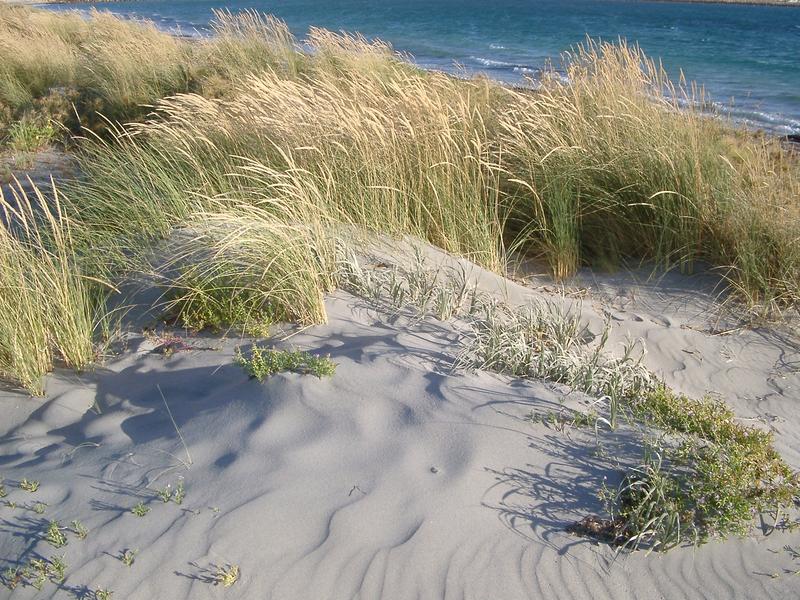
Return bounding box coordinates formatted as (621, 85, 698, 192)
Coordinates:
(1, 243, 799, 599)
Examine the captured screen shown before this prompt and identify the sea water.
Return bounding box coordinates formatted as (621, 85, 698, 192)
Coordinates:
(45, 0, 800, 135)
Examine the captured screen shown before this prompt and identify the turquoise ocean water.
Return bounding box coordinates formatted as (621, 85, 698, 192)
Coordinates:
(45, 0, 800, 134)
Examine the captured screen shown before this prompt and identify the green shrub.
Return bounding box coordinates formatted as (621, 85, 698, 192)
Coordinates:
(236, 345, 336, 381)
(599, 387, 799, 550)
(164, 270, 279, 336)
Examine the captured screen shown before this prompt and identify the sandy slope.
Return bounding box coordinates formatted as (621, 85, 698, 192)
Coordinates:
(1, 248, 799, 599)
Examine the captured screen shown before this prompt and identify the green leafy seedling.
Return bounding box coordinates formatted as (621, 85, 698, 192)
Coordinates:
(27, 558, 48, 590)
(156, 481, 186, 504)
(95, 589, 113, 600)
(45, 520, 68, 548)
(33, 501, 47, 514)
(131, 501, 149, 517)
(71, 519, 88, 539)
(20, 479, 39, 493)
(173, 481, 185, 505)
(48, 554, 67, 583)
(157, 485, 172, 502)
(120, 549, 137, 567)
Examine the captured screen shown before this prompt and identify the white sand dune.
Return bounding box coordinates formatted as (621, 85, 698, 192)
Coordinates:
(1, 248, 799, 599)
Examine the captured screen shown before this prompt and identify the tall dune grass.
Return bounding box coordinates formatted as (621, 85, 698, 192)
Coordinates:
(64, 26, 799, 313)
(0, 182, 107, 394)
(501, 40, 800, 308)
(0, 6, 194, 129)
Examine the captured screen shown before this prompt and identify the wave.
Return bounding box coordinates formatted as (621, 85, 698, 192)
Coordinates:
(469, 56, 519, 68)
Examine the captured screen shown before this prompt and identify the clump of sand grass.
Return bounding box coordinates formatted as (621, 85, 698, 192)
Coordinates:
(500, 39, 800, 311)
(0, 180, 108, 394)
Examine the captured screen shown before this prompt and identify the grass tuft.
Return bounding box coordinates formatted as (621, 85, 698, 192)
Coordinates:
(120, 549, 137, 567)
(70, 519, 88, 539)
(44, 520, 67, 548)
(130, 501, 149, 517)
(0, 182, 109, 395)
(214, 564, 240, 587)
(19, 478, 39, 492)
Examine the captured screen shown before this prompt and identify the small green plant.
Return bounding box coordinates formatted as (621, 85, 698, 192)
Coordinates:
(157, 486, 172, 502)
(6, 116, 57, 153)
(47, 554, 67, 583)
(156, 481, 185, 504)
(593, 387, 800, 551)
(95, 589, 113, 600)
(236, 346, 336, 381)
(26, 559, 48, 590)
(173, 481, 185, 505)
(164, 273, 278, 336)
(45, 520, 68, 548)
(33, 501, 47, 514)
(44, 521, 67, 548)
(131, 501, 150, 517)
(19, 479, 39, 493)
(120, 549, 137, 567)
(0, 483, 6, 498)
(4, 500, 16, 509)
(70, 519, 88, 539)
(214, 564, 240, 587)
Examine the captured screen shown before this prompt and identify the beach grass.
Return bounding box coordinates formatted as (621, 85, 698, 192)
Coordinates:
(0, 180, 109, 394)
(13, 6, 788, 317)
(0, 3, 796, 385)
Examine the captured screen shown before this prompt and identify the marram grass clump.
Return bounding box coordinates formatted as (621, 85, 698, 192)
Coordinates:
(0, 182, 109, 395)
